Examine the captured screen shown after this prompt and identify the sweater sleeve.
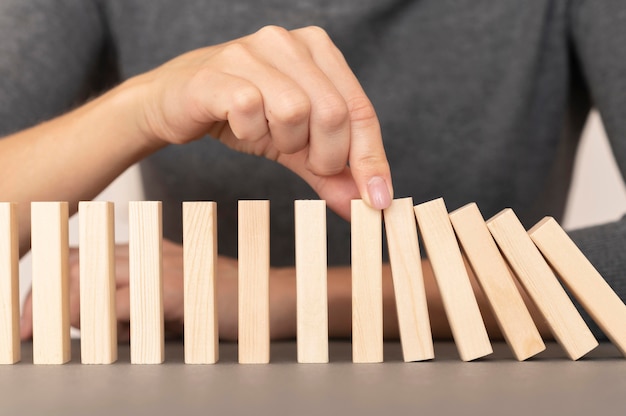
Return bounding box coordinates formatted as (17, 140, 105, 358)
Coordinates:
(566, 0, 626, 339)
(0, 0, 111, 137)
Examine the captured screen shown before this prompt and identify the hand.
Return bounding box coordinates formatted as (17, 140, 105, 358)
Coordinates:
(19, 239, 297, 342)
(127, 25, 393, 217)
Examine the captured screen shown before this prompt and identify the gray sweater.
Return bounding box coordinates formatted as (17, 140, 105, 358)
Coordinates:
(1, 0, 625, 338)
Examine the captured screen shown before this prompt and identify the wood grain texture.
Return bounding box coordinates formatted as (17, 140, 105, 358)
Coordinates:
(383, 198, 434, 362)
(79, 201, 118, 364)
(414, 198, 492, 361)
(0, 203, 19, 364)
(295, 200, 329, 363)
(129, 201, 164, 364)
(31, 202, 71, 364)
(449, 203, 545, 361)
(487, 209, 598, 360)
(183, 202, 219, 364)
(238, 200, 270, 364)
(351, 200, 383, 363)
(529, 217, 626, 356)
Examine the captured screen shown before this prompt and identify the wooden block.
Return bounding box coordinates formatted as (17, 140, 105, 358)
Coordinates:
(79, 201, 118, 364)
(383, 197, 434, 362)
(351, 199, 383, 363)
(129, 201, 164, 364)
(295, 200, 329, 364)
(529, 217, 626, 356)
(31, 202, 71, 364)
(0, 203, 20, 364)
(183, 201, 219, 364)
(414, 198, 492, 361)
(238, 200, 270, 364)
(487, 209, 598, 360)
(449, 203, 545, 361)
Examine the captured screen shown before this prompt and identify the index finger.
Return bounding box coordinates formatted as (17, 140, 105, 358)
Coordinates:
(292, 27, 393, 209)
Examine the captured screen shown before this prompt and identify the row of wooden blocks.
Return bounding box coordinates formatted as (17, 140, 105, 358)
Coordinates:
(1, 198, 625, 365)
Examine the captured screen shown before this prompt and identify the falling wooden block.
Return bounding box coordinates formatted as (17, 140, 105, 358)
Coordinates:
(31, 202, 71, 364)
(129, 201, 164, 364)
(295, 200, 329, 364)
(351, 199, 383, 363)
(383, 197, 434, 362)
(449, 203, 545, 361)
(0, 203, 20, 364)
(487, 209, 598, 360)
(238, 200, 270, 364)
(79, 201, 118, 364)
(183, 201, 219, 364)
(414, 198, 492, 361)
(529, 217, 626, 357)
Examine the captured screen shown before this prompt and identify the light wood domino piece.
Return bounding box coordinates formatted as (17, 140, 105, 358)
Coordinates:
(383, 197, 434, 362)
(183, 201, 219, 364)
(295, 200, 329, 364)
(529, 217, 626, 357)
(129, 201, 164, 364)
(0, 203, 20, 364)
(31, 202, 71, 364)
(238, 200, 270, 364)
(351, 200, 383, 363)
(79, 201, 118, 364)
(414, 198, 492, 361)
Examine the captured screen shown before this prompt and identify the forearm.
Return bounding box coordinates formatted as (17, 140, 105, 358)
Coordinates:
(0, 81, 161, 255)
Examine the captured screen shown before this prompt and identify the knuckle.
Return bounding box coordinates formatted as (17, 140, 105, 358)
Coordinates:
(255, 25, 292, 43)
(301, 25, 331, 42)
(231, 85, 263, 115)
(271, 92, 311, 126)
(347, 95, 379, 126)
(314, 95, 349, 131)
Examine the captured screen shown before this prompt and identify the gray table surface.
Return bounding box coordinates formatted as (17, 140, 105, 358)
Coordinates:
(1, 340, 624, 416)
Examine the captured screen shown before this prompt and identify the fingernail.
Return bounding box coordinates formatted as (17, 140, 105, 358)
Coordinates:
(367, 176, 392, 209)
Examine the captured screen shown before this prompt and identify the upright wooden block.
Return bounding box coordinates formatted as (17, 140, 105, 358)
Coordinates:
(487, 209, 598, 360)
(31, 202, 71, 364)
(183, 201, 219, 364)
(79, 201, 117, 364)
(238, 200, 270, 364)
(129, 201, 164, 364)
(449, 203, 545, 361)
(351, 200, 383, 363)
(529, 217, 626, 356)
(414, 198, 492, 361)
(295, 200, 329, 363)
(0, 203, 20, 364)
(383, 198, 434, 362)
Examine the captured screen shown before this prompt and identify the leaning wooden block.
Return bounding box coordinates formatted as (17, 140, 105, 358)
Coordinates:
(0, 203, 20, 364)
(238, 200, 270, 364)
(529, 217, 626, 357)
(383, 198, 434, 362)
(31, 202, 71, 364)
(295, 200, 329, 364)
(449, 203, 545, 361)
(487, 209, 598, 360)
(183, 201, 219, 364)
(129, 201, 164, 364)
(79, 201, 118, 364)
(414, 198, 492, 361)
(351, 200, 383, 363)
